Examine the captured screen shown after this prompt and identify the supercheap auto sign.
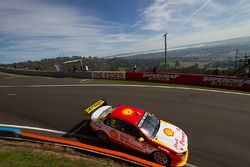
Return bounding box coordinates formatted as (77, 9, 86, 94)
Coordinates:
(126, 72, 250, 91)
(203, 76, 250, 87)
(143, 73, 179, 81)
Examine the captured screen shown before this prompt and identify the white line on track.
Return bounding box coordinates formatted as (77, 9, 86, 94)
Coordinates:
(0, 85, 16, 88)
(0, 123, 98, 141)
(0, 72, 16, 77)
(4, 76, 16, 79)
(0, 72, 28, 79)
(0, 84, 249, 96)
(0, 124, 66, 134)
(186, 163, 199, 167)
(4, 76, 29, 79)
(79, 79, 89, 83)
(6, 93, 16, 96)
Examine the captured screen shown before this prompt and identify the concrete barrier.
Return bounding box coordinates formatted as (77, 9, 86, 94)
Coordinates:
(64, 71, 92, 78)
(0, 67, 90, 78)
(0, 67, 64, 77)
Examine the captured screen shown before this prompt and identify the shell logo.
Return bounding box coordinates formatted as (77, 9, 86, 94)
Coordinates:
(122, 108, 134, 116)
(164, 128, 174, 137)
(109, 130, 118, 139)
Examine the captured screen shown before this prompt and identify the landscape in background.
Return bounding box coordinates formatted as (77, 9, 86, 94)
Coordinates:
(1, 36, 250, 77)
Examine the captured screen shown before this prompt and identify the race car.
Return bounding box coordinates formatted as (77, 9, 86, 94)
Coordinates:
(84, 99, 188, 166)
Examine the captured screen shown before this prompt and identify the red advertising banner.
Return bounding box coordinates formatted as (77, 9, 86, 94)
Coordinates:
(126, 72, 250, 91)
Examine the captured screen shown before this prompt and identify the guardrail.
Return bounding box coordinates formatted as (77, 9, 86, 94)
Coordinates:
(0, 67, 64, 77)
(0, 67, 91, 78)
(1, 67, 249, 91)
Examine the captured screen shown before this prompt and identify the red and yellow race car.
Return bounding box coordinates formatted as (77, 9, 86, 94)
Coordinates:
(84, 99, 188, 166)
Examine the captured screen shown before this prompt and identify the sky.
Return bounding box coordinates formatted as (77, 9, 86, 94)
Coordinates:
(0, 0, 250, 63)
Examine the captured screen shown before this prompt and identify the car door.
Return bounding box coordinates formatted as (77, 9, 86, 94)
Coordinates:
(120, 123, 148, 153)
(104, 118, 150, 153)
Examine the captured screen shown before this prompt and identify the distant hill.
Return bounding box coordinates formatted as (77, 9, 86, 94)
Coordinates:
(108, 36, 250, 60)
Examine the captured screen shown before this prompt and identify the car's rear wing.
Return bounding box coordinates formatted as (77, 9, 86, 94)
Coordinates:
(84, 99, 107, 117)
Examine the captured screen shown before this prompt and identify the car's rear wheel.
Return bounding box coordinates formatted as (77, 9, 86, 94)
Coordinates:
(153, 151, 170, 166)
(98, 130, 109, 142)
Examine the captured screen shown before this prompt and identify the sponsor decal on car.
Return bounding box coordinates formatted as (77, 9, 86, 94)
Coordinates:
(120, 134, 129, 143)
(164, 128, 174, 137)
(122, 108, 134, 116)
(174, 131, 186, 151)
(84, 99, 105, 116)
(119, 134, 142, 150)
(109, 130, 118, 139)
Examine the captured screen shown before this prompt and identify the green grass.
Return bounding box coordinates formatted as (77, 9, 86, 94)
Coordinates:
(0, 148, 108, 167)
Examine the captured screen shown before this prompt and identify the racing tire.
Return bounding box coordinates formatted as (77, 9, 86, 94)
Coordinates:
(153, 151, 170, 166)
(97, 130, 109, 142)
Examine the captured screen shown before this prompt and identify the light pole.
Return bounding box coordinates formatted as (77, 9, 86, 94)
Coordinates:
(163, 33, 168, 72)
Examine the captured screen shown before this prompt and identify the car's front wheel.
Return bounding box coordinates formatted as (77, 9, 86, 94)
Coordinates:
(97, 130, 109, 142)
(153, 151, 170, 166)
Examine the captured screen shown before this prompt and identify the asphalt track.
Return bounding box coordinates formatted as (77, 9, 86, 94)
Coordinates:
(0, 72, 249, 167)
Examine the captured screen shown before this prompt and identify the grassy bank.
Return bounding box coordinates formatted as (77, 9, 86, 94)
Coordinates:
(0, 148, 109, 167)
(0, 139, 128, 167)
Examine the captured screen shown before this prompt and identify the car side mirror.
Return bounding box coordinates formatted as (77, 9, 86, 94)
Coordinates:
(137, 137, 144, 142)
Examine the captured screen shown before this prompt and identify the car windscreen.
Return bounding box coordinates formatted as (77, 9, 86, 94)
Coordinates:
(138, 112, 160, 139)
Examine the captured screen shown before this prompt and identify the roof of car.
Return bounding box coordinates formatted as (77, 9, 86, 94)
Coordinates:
(108, 105, 145, 126)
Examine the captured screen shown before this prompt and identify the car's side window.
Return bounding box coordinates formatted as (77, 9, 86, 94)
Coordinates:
(104, 119, 142, 139)
(104, 118, 111, 126)
(104, 118, 122, 130)
(124, 125, 142, 139)
(117, 121, 142, 139)
(104, 119, 142, 138)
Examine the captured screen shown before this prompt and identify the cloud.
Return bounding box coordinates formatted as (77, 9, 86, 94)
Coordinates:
(1, 0, 250, 63)
(139, 0, 200, 31)
(121, 0, 249, 53)
(139, 0, 250, 33)
(179, 0, 211, 29)
(108, 0, 250, 56)
(0, 0, 148, 63)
